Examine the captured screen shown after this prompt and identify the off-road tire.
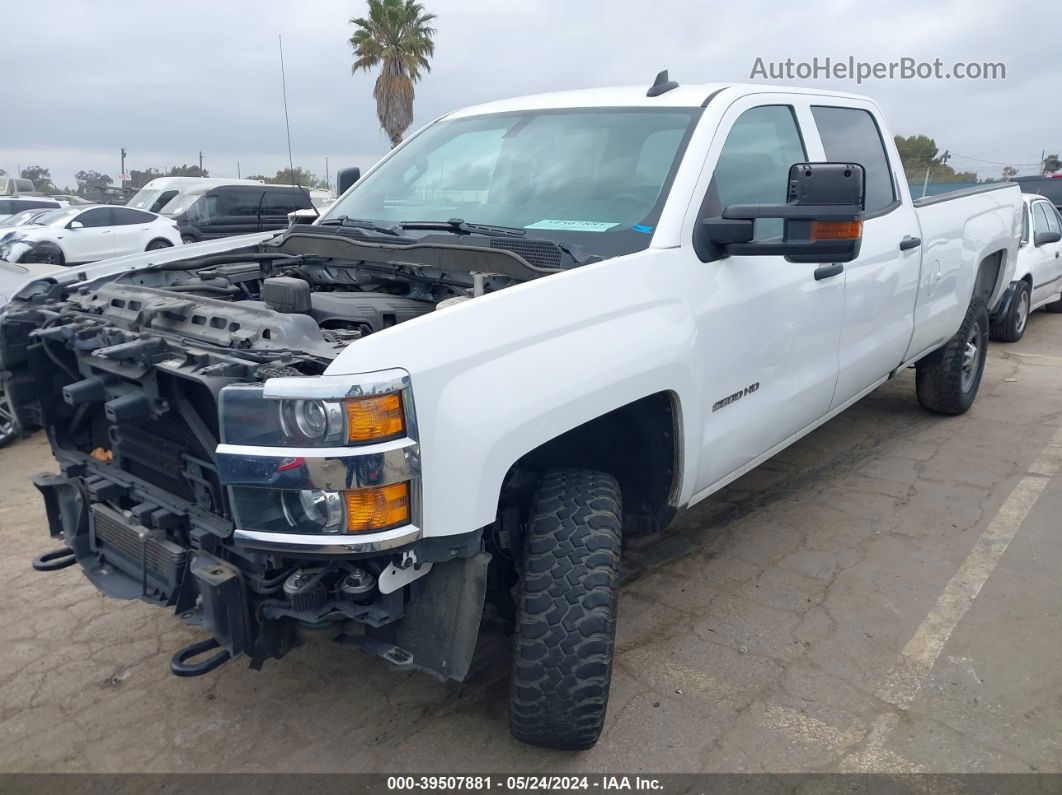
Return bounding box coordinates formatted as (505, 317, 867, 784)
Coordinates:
(916, 297, 989, 415)
(509, 468, 622, 751)
(990, 280, 1030, 342)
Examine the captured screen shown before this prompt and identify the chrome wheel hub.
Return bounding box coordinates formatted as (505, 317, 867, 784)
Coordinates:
(961, 323, 981, 392)
(1016, 290, 1029, 334)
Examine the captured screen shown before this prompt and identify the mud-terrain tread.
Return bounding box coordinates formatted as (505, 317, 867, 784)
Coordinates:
(990, 281, 1029, 342)
(916, 297, 989, 415)
(509, 468, 622, 751)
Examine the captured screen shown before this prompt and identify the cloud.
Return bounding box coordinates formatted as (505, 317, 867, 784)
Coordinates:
(1, 0, 1058, 186)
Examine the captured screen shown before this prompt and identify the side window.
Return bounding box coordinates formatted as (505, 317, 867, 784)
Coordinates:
(0, 201, 12, 214)
(76, 208, 113, 228)
(710, 105, 806, 241)
(112, 207, 155, 225)
(220, 189, 263, 217)
(261, 191, 300, 213)
(811, 106, 897, 213)
(1033, 203, 1052, 236)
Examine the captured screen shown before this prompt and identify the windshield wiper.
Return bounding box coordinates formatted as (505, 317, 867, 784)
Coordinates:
(398, 218, 526, 238)
(317, 216, 402, 236)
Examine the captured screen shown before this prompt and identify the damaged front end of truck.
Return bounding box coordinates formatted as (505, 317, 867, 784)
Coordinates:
(3, 228, 561, 679)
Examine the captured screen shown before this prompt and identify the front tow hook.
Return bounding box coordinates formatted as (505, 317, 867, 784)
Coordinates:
(32, 547, 77, 572)
(170, 637, 232, 677)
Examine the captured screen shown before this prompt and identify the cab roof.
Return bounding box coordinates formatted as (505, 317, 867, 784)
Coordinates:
(446, 82, 875, 118)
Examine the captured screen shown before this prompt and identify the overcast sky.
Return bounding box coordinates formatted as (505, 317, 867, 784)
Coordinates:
(2, 0, 1057, 189)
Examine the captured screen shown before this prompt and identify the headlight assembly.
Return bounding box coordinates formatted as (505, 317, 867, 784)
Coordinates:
(219, 385, 407, 448)
(218, 372, 418, 540)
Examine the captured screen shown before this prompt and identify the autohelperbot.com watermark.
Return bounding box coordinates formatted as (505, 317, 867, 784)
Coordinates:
(750, 56, 1006, 83)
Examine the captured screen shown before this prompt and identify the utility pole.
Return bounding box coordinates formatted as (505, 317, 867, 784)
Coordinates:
(921, 150, 950, 198)
(120, 147, 127, 187)
(199, 151, 204, 176)
(237, 161, 241, 179)
(325, 157, 330, 191)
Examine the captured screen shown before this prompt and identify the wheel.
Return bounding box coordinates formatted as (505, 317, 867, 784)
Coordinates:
(19, 244, 63, 266)
(991, 281, 1030, 342)
(146, 239, 173, 251)
(180, 234, 197, 245)
(509, 468, 622, 751)
(916, 297, 989, 415)
(0, 374, 19, 448)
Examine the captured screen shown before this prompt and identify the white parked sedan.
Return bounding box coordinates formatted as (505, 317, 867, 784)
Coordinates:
(990, 193, 1062, 342)
(0, 205, 182, 266)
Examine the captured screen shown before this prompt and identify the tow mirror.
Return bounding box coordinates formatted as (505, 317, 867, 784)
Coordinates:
(68, 221, 84, 229)
(1034, 230, 1062, 247)
(337, 167, 361, 194)
(696, 162, 866, 263)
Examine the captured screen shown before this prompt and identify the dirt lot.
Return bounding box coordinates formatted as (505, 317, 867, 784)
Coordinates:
(1, 313, 1061, 774)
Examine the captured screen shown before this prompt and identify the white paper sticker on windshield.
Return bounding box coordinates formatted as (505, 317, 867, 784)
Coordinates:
(525, 219, 618, 232)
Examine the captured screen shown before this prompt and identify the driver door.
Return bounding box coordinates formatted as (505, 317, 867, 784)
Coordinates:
(1030, 201, 1062, 304)
(689, 100, 844, 492)
(64, 207, 115, 263)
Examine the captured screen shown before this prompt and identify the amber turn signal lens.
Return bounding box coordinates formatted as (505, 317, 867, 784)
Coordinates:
(344, 393, 404, 443)
(810, 220, 863, 241)
(344, 482, 410, 533)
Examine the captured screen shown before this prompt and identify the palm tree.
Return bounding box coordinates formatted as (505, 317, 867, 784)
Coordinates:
(349, 0, 437, 149)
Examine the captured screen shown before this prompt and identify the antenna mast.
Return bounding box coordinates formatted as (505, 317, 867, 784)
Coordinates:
(278, 35, 296, 188)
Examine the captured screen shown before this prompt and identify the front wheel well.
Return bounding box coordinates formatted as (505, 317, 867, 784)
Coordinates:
(502, 391, 681, 536)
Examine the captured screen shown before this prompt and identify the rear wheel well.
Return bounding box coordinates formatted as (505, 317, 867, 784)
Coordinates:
(974, 250, 1005, 303)
(503, 392, 680, 535)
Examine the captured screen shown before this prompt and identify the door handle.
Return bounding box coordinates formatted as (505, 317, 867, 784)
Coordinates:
(899, 235, 922, 251)
(814, 264, 844, 280)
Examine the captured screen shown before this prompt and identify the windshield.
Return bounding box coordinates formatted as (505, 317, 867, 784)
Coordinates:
(325, 107, 701, 260)
(33, 207, 83, 226)
(127, 187, 161, 210)
(2, 210, 48, 227)
(160, 192, 204, 217)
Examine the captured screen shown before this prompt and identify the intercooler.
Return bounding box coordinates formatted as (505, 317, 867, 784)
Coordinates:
(90, 503, 187, 599)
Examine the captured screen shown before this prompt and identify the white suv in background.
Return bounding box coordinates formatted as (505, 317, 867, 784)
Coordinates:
(0, 205, 182, 265)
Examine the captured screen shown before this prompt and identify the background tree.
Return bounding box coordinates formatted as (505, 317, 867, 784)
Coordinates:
(247, 167, 329, 188)
(1001, 166, 1018, 181)
(130, 168, 165, 188)
(349, 0, 437, 148)
(1044, 154, 1061, 176)
(74, 170, 113, 195)
(20, 165, 56, 193)
(893, 134, 977, 184)
(167, 164, 209, 177)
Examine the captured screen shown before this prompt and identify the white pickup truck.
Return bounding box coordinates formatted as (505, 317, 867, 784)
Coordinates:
(7, 77, 1020, 751)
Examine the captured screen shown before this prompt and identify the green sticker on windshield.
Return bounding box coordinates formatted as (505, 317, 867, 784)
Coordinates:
(525, 219, 618, 232)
